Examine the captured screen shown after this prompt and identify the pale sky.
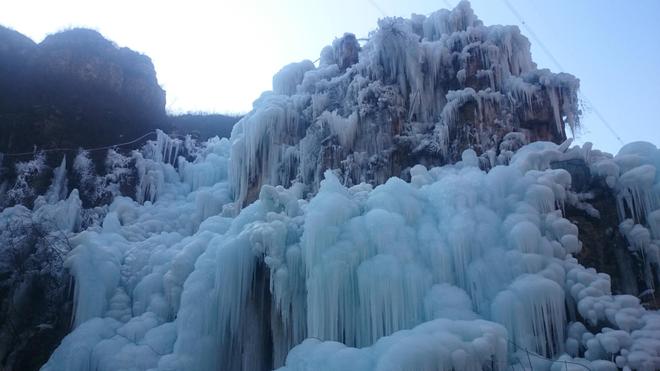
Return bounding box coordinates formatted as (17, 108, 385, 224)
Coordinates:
(2, 0, 659, 154)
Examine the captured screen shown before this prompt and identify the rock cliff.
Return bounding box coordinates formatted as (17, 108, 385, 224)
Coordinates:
(0, 26, 167, 155)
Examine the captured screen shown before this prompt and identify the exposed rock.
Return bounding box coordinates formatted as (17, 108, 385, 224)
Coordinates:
(335, 33, 361, 70)
(0, 27, 168, 210)
(552, 159, 591, 193)
(554, 158, 656, 307)
(0, 26, 37, 103)
(0, 27, 168, 156)
(169, 113, 241, 141)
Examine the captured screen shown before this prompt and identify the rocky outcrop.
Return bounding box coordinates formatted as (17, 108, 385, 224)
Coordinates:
(553, 157, 659, 311)
(0, 27, 37, 100)
(169, 113, 241, 141)
(0, 26, 167, 156)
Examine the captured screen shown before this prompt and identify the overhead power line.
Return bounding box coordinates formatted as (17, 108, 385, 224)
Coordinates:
(367, 0, 388, 17)
(501, 0, 565, 72)
(580, 95, 624, 145)
(500, 0, 624, 145)
(1, 130, 159, 158)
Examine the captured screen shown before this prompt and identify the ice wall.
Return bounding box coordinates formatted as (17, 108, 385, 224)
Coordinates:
(229, 0, 580, 206)
(40, 136, 660, 371)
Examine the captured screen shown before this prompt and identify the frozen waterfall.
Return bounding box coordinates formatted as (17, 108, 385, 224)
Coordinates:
(33, 134, 660, 371)
(6, 1, 654, 371)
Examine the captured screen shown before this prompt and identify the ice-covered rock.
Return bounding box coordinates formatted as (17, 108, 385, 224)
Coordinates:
(229, 0, 580, 205)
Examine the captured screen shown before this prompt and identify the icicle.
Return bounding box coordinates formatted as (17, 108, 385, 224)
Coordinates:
(491, 275, 566, 357)
(45, 155, 69, 203)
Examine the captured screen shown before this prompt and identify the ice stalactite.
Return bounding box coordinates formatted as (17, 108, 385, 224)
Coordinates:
(45, 156, 69, 203)
(147, 129, 183, 166)
(491, 275, 566, 357)
(32, 189, 82, 233)
(229, 94, 308, 206)
(135, 153, 166, 204)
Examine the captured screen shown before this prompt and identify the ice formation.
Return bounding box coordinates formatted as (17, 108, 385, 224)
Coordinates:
(0, 1, 657, 371)
(229, 0, 580, 206)
(29, 133, 658, 371)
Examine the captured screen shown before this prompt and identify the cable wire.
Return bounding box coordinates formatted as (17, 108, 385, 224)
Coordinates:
(499, 0, 624, 146)
(1, 130, 159, 158)
(367, 0, 388, 17)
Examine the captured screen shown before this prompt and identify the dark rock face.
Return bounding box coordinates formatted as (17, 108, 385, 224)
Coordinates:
(0, 27, 37, 99)
(169, 113, 241, 141)
(0, 26, 172, 209)
(554, 159, 655, 306)
(336, 33, 360, 71)
(552, 159, 592, 193)
(0, 26, 168, 156)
